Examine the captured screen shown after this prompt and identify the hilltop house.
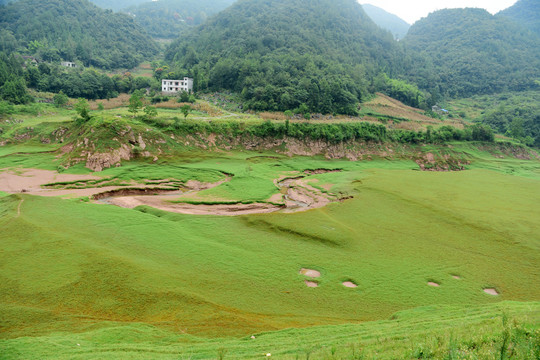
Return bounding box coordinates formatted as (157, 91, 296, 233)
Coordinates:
(162, 78, 193, 94)
(61, 61, 77, 68)
(432, 105, 449, 114)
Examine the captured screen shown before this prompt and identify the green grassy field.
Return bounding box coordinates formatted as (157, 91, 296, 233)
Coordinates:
(1, 151, 539, 358)
(1, 99, 539, 358)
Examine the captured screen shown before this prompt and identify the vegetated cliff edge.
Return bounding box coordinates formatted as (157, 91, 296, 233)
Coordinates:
(1, 119, 537, 172)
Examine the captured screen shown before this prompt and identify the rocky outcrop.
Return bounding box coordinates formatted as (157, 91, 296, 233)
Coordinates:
(85, 144, 132, 172)
(414, 152, 470, 172)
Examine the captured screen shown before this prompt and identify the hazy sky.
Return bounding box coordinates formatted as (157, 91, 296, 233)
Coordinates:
(362, 0, 518, 24)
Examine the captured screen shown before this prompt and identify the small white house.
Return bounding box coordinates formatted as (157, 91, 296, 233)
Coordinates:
(162, 78, 193, 93)
(61, 61, 77, 68)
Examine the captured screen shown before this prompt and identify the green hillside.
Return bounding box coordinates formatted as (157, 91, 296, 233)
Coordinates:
(0, 0, 158, 69)
(448, 90, 540, 147)
(403, 8, 540, 98)
(498, 0, 540, 36)
(126, 0, 236, 39)
(166, 0, 410, 114)
(362, 3, 410, 39)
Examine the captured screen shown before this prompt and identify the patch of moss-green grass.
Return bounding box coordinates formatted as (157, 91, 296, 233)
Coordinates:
(0, 143, 60, 157)
(0, 150, 59, 170)
(96, 163, 226, 183)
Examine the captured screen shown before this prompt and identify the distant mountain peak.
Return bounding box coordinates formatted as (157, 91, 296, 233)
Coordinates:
(362, 3, 410, 39)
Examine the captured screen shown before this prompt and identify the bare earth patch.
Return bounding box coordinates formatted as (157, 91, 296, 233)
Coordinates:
(299, 268, 321, 278)
(1, 168, 344, 216)
(0, 168, 100, 194)
(427, 282, 440, 287)
(107, 196, 283, 216)
(304, 280, 319, 288)
(342, 281, 358, 288)
(483, 288, 499, 296)
(452, 275, 461, 280)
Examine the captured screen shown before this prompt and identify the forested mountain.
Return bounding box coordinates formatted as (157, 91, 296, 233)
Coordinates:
(362, 4, 410, 40)
(497, 0, 540, 36)
(166, 0, 412, 114)
(403, 8, 540, 98)
(0, 0, 158, 69)
(126, 0, 236, 39)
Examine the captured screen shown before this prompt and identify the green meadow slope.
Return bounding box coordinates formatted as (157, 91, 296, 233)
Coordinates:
(1, 149, 540, 358)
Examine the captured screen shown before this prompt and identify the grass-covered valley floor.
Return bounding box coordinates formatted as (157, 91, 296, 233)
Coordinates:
(0, 97, 539, 359)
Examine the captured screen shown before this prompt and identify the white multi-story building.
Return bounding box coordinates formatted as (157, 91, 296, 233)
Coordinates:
(162, 78, 193, 93)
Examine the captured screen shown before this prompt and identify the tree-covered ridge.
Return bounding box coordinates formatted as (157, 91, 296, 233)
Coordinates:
(497, 0, 540, 36)
(362, 4, 410, 40)
(166, 0, 412, 114)
(125, 0, 236, 39)
(0, 0, 158, 69)
(403, 8, 540, 98)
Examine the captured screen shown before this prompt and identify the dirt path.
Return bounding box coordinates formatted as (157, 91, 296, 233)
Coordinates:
(16, 198, 24, 217)
(0, 169, 101, 194)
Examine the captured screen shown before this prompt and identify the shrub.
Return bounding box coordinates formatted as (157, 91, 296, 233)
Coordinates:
(53, 91, 69, 108)
(74, 98, 91, 123)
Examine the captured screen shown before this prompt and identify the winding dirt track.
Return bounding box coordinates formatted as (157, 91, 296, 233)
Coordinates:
(0, 168, 343, 216)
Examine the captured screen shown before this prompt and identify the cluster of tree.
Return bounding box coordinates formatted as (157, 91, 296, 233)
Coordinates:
(0, 51, 161, 104)
(27, 63, 158, 99)
(0, 52, 31, 104)
(166, 0, 417, 115)
(169, 118, 494, 145)
(497, 0, 540, 37)
(0, 0, 158, 69)
(373, 73, 429, 109)
(482, 104, 540, 147)
(403, 8, 540, 98)
(125, 0, 235, 39)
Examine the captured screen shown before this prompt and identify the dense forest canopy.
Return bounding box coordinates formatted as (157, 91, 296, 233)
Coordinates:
(166, 0, 421, 114)
(403, 8, 540, 98)
(497, 0, 540, 36)
(87, 0, 147, 11)
(125, 0, 236, 39)
(362, 4, 410, 40)
(0, 0, 158, 69)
